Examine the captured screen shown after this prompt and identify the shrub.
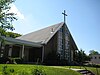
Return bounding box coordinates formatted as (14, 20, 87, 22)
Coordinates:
(1, 65, 46, 75)
(86, 64, 100, 68)
(31, 68, 46, 75)
(0, 57, 8, 64)
(2, 66, 8, 75)
(2, 66, 15, 75)
(8, 57, 23, 64)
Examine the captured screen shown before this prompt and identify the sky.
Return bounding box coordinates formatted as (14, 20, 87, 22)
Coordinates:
(10, 0, 100, 54)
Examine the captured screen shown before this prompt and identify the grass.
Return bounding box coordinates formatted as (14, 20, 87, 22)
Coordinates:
(0, 64, 81, 75)
(87, 67, 100, 75)
(65, 66, 100, 75)
(1, 64, 99, 75)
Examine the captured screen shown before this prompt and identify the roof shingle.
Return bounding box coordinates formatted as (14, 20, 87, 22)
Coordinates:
(17, 22, 64, 44)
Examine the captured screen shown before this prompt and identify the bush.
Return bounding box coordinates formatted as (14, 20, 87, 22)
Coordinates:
(14, 58, 23, 64)
(31, 68, 46, 75)
(86, 64, 100, 68)
(8, 57, 23, 64)
(2, 66, 15, 75)
(0, 57, 9, 64)
(1, 66, 46, 75)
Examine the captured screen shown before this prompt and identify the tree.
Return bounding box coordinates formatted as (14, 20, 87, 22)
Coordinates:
(0, 27, 6, 36)
(0, 0, 17, 58)
(0, 0, 17, 45)
(0, 28, 22, 38)
(6, 32, 21, 38)
(0, 0, 17, 41)
(75, 49, 90, 65)
(0, 0, 17, 31)
(89, 50, 99, 55)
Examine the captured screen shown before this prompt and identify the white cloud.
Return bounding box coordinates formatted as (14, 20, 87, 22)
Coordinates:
(9, 4, 25, 20)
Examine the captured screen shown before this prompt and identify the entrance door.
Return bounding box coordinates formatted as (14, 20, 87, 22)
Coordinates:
(29, 47, 42, 62)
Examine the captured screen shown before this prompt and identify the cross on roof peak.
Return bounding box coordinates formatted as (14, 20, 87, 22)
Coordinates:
(62, 10, 67, 23)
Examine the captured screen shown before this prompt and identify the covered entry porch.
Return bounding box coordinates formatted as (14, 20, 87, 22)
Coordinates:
(7, 45, 42, 63)
(0, 37, 44, 63)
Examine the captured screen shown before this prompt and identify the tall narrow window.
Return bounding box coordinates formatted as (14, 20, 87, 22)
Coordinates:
(95, 57, 96, 59)
(99, 57, 100, 59)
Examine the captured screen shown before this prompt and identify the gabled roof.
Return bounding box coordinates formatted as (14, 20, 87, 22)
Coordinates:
(17, 22, 64, 44)
(16, 22, 78, 50)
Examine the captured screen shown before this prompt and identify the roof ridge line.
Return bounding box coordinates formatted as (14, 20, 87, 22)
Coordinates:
(43, 22, 64, 44)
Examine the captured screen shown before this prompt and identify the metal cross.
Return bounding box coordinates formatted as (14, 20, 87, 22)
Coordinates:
(62, 10, 67, 23)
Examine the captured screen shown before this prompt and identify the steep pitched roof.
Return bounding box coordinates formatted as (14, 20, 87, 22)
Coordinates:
(17, 22, 64, 44)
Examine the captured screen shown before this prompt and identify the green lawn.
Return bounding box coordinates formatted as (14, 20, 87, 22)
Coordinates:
(0, 64, 81, 75)
(1, 64, 99, 75)
(65, 66, 100, 75)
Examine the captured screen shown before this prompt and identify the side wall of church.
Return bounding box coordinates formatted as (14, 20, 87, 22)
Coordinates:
(44, 33, 58, 60)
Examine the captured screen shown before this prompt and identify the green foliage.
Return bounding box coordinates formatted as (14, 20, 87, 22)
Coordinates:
(75, 49, 90, 64)
(0, 28, 21, 38)
(0, 0, 17, 31)
(0, 64, 81, 75)
(6, 31, 21, 38)
(65, 66, 100, 75)
(89, 50, 100, 55)
(2, 66, 15, 75)
(9, 68, 14, 73)
(2, 66, 8, 75)
(8, 57, 23, 64)
(0, 27, 6, 36)
(31, 68, 46, 75)
(0, 0, 18, 51)
(1, 65, 46, 75)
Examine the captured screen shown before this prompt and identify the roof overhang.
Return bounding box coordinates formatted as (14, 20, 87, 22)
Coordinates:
(1, 36, 42, 47)
(70, 34, 78, 50)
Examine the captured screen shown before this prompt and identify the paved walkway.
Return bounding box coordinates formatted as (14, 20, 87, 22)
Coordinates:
(70, 68, 84, 71)
(49, 66, 83, 70)
(49, 66, 95, 75)
(49, 66, 68, 69)
(70, 68, 95, 75)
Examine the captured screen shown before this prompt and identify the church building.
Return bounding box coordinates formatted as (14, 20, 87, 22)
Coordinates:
(0, 22, 78, 65)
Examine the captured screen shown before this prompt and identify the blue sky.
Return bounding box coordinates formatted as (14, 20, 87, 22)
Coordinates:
(11, 0, 100, 54)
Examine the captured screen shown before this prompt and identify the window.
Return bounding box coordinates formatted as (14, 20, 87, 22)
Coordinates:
(95, 57, 97, 59)
(99, 57, 100, 59)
